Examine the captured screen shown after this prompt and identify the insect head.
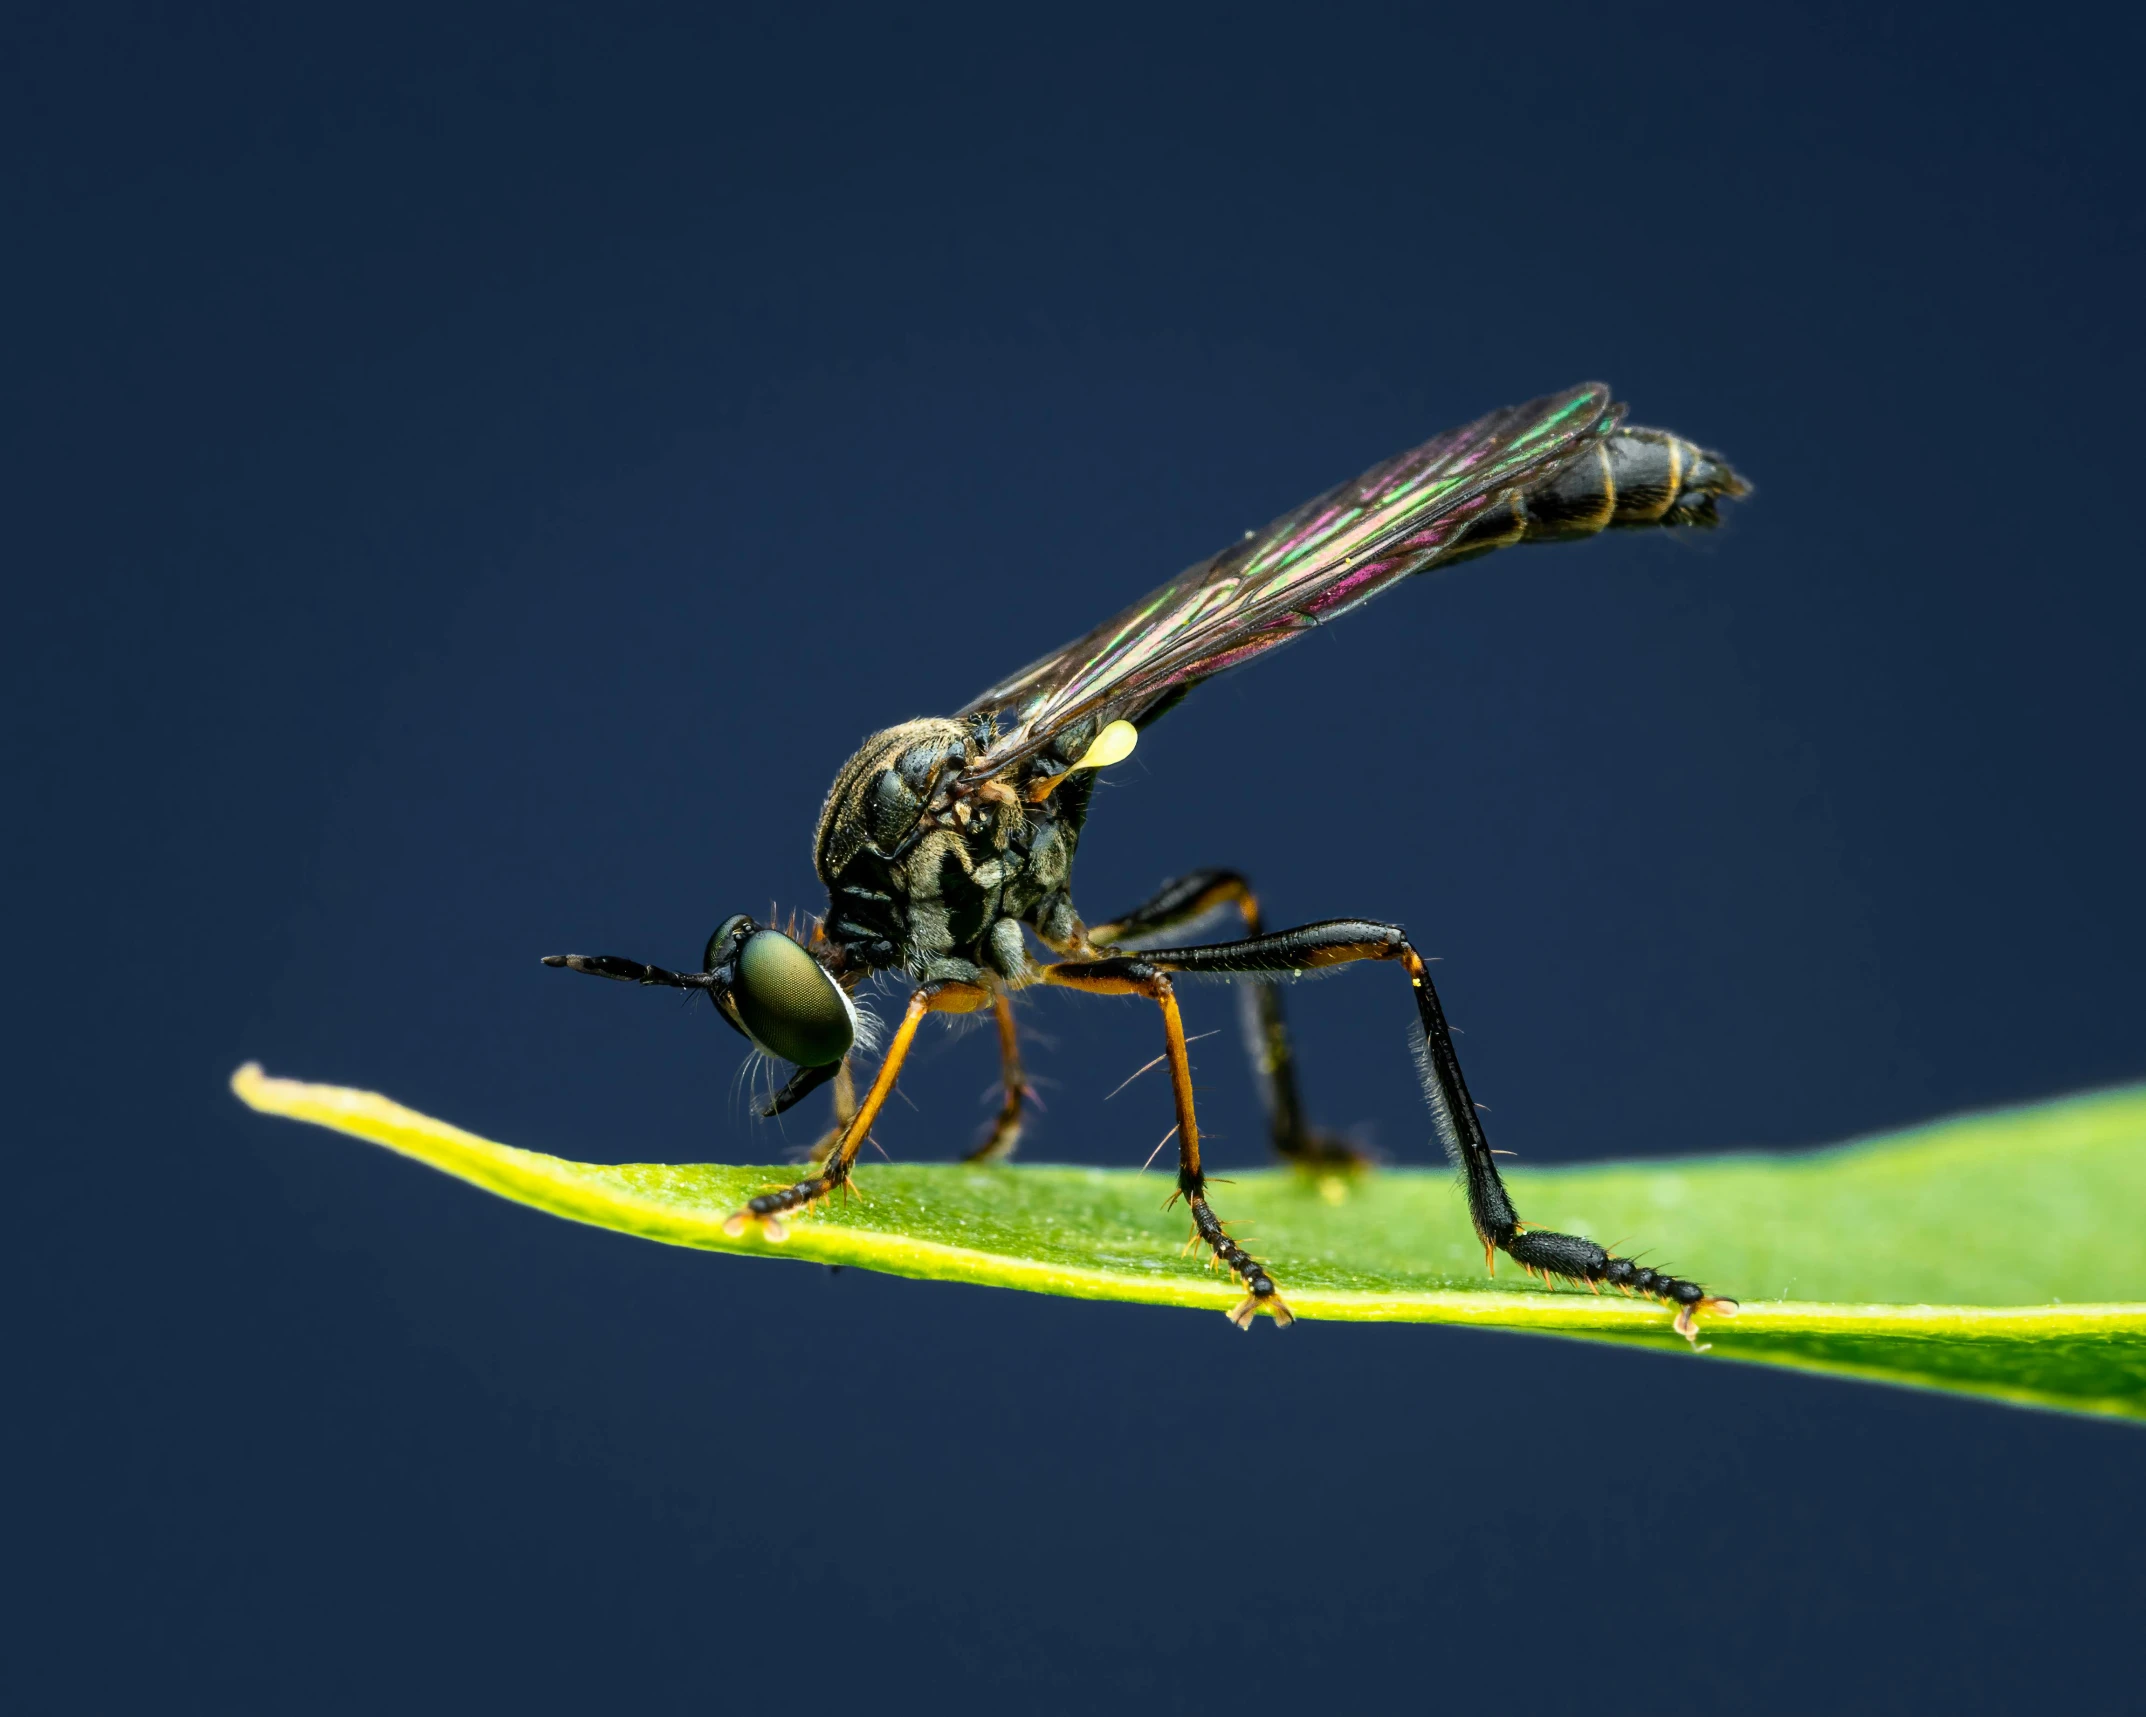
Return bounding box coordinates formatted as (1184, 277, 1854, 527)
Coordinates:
(702, 915, 856, 1067)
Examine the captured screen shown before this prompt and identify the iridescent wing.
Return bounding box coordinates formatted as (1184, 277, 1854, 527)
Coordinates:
(957, 382, 1621, 786)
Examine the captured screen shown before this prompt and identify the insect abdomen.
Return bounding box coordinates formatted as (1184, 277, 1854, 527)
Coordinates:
(1444, 426, 1748, 562)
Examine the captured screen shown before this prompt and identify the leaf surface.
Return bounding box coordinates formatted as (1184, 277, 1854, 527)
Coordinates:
(232, 1066, 2146, 1421)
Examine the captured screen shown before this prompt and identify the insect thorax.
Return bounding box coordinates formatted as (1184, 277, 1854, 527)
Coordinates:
(814, 717, 1097, 982)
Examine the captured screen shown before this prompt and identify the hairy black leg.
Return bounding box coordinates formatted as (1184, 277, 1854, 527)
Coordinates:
(1043, 956, 1293, 1329)
(1089, 869, 1358, 1169)
(960, 980, 1030, 1163)
(725, 979, 993, 1239)
(1129, 920, 1736, 1344)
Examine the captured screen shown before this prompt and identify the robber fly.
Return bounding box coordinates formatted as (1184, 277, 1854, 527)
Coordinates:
(546, 382, 1749, 1337)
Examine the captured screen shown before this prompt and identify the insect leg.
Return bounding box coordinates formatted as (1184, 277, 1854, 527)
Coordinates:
(1091, 870, 1357, 1169)
(1129, 921, 1735, 1344)
(1088, 868, 1261, 945)
(805, 1057, 859, 1166)
(725, 980, 993, 1238)
(1042, 955, 1292, 1329)
(961, 980, 1030, 1164)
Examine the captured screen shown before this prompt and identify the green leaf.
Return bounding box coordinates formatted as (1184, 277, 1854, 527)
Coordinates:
(232, 1064, 2146, 1422)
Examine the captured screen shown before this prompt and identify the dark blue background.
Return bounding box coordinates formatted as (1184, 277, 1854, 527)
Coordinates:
(10, 5, 2143, 1710)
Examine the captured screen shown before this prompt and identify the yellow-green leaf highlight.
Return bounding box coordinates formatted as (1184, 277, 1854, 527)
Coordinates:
(231, 1065, 2146, 1422)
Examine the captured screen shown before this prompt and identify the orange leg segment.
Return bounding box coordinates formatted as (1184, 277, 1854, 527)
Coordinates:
(961, 980, 1030, 1164)
(1044, 957, 1292, 1329)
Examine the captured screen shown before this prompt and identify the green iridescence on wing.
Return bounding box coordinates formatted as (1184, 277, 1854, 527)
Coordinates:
(231, 1065, 2146, 1423)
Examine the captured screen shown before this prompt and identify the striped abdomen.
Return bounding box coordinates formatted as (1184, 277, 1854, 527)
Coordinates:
(1445, 426, 1750, 564)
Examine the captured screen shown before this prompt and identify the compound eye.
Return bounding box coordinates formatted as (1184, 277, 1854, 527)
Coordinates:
(730, 930, 854, 1067)
(704, 914, 754, 972)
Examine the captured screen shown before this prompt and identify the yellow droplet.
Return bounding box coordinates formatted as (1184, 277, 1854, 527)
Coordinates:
(1073, 719, 1139, 772)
